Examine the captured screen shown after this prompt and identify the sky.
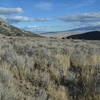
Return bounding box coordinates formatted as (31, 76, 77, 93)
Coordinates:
(0, 0, 100, 32)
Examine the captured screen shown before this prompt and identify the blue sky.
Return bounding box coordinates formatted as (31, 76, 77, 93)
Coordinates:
(0, 0, 100, 31)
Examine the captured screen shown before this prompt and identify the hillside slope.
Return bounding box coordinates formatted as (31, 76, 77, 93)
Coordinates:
(64, 31, 100, 40)
(0, 19, 40, 37)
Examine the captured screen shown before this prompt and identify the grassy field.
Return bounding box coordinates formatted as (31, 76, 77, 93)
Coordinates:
(0, 35, 99, 100)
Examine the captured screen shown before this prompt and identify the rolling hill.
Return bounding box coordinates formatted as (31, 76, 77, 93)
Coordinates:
(63, 31, 100, 40)
(0, 19, 40, 37)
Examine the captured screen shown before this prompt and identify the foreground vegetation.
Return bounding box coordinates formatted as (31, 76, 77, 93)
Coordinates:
(0, 36, 99, 100)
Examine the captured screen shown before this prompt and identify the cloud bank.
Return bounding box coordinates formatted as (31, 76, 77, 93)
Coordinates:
(0, 7, 53, 23)
(0, 7, 100, 31)
(27, 25, 68, 30)
(6, 16, 53, 23)
(0, 8, 23, 15)
(60, 12, 100, 22)
(7, 16, 33, 23)
(33, 18, 53, 22)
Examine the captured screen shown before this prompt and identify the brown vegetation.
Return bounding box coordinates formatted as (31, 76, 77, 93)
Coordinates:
(0, 36, 99, 100)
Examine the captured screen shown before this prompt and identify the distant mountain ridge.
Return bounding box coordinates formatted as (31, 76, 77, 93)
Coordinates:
(68, 26, 100, 32)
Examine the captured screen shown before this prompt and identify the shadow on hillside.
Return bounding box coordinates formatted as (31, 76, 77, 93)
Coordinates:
(63, 31, 100, 40)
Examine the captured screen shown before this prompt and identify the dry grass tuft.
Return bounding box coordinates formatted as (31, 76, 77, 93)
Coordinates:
(0, 36, 99, 100)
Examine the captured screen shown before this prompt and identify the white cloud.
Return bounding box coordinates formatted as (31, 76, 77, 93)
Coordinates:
(59, 12, 100, 30)
(60, 12, 100, 22)
(27, 26, 42, 30)
(27, 25, 68, 30)
(83, 21, 100, 27)
(91, 22, 100, 26)
(0, 8, 23, 15)
(33, 18, 53, 22)
(7, 16, 33, 23)
(6, 16, 53, 23)
(34, 2, 53, 10)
